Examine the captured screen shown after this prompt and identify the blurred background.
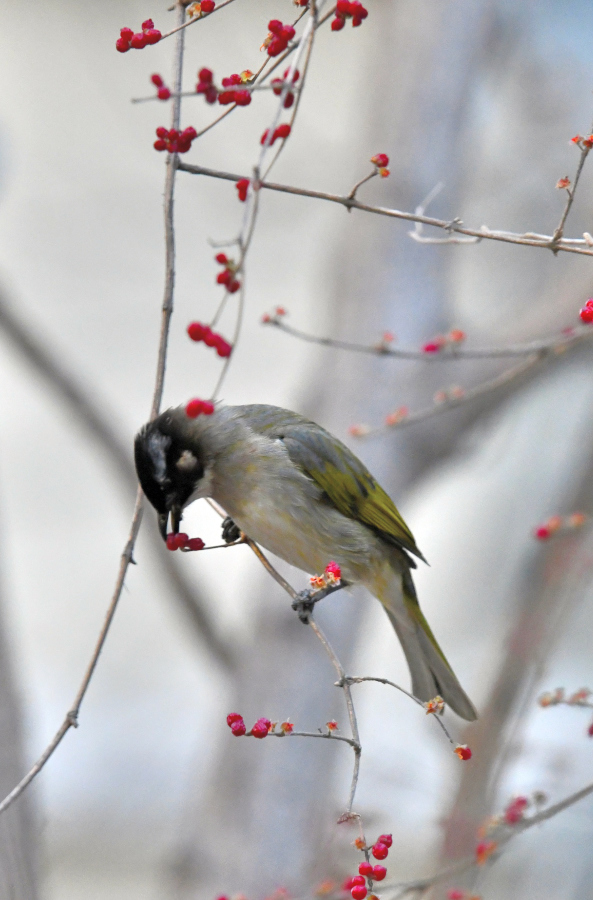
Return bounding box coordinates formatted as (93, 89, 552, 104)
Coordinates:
(1, 0, 593, 897)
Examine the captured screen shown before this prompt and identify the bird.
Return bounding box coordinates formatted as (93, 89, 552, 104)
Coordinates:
(134, 403, 477, 721)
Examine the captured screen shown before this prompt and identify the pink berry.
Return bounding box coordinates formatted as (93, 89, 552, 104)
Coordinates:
(422, 341, 441, 353)
(377, 834, 392, 848)
(116, 37, 131, 52)
(130, 32, 147, 49)
(372, 866, 386, 881)
(158, 87, 171, 100)
(251, 718, 271, 739)
(186, 537, 206, 551)
(151, 74, 163, 87)
(358, 863, 373, 877)
(371, 843, 388, 860)
(231, 720, 246, 736)
(331, 16, 346, 30)
(142, 18, 154, 30)
(351, 886, 367, 900)
(227, 712, 243, 726)
(201, 0, 215, 11)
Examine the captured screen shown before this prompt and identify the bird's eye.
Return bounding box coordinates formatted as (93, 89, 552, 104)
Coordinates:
(176, 450, 199, 474)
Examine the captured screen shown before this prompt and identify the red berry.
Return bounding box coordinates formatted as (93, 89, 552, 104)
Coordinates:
(231, 720, 246, 736)
(227, 712, 243, 726)
(144, 28, 162, 45)
(351, 887, 367, 900)
(228, 280, 241, 294)
(372, 866, 386, 881)
(187, 537, 206, 551)
(151, 73, 164, 87)
(336, 0, 351, 13)
(371, 843, 388, 860)
(205, 85, 218, 104)
(535, 525, 551, 540)
(331, 16, 345, 30)
(588, 721, 593, 737)
(156, 126, 168, 139)
(166, 533, 179, 551)
(267, 36, 286, 57)
(130, 32, 147, 49)
(158, 86, 171, 100)
(251, 718, 271, 738)
(116, 37, 131, 52)
(142, 18, 154, 30)
(282, 25, 296, 39)
(372, 153, 389, 168)
(201, 401, 215, 415)
(202, 328, 217, 347)
(201, 0, 215, 11)
(217, 270, 232, 286)
(236, 178, 250, 201)
(120, 27, 134, 40)
(283, 92, 294, 108)
(358, 863, 373, 877)
(154, 139, 167, 151)
(234, 90, 251, 106)
(218, 91, 235, 105)
(261, 129, 271, 145)
(174, 533, 189, 549)
(186, 398, 206, 418)
(268, 19, 284, 34)
(198, 67, 213, 83)
(275, 123, 291, 139)
(182, 126, 197, 140)
(350, 876, 365, 887)
(215, 253, 228, 264)
(422, 341, 441, 353)
(377, 834, 392, 848)
(187, 322, 206, 341)
(580, 305, 593, 323)
(215, 338, 233, 358)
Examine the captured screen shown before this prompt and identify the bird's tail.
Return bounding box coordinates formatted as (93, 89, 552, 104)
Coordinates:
(378, 565, 477, 722)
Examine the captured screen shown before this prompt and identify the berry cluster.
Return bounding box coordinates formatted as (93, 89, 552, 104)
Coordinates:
(579, 297, 593, 323)
(187, 0, 216, 15)
(116, 19, 161, 52)
(310, 561, 342, 589)
(236, 179, 250, 201)
(533, 510, 587, 540)
(261, 306, 287, 324)
(272, 68, 300, 109)
(370, 152, 390, 177)
(260, 123, 292, 146)
(538, 686, 593, 735)
(344, 834, 392, 899)
(331, 1, 369, 31)
(196, 67, 218, 104)
(154, 126, 197, 153)
(219, 73, 252, 106)
(433, 385, 465, 404)
(454, 744, 472, 761)
(151, 73, 171, 101)
(215, 253, 241, 293)
(265, 20, 296, 57)
(422, 328, 466, 354)
(165, 533, 206, 551)
(226, 713, 294, 738)
(384, 406, 409, 427)
(185, 398, 215, 418)
(187, 322, 232, 358)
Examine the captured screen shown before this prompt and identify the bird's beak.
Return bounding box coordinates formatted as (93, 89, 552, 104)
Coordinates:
(158, 512, 168, 541)
(158, 504, 182, 542)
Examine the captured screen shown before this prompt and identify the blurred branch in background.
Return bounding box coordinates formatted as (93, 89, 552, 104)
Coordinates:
(0, 286, 236, 672)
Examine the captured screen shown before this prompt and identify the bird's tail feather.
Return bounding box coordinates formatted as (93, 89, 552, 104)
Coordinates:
(381, 568, 477, 722)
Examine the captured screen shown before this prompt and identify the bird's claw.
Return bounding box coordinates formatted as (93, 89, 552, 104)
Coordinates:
(221, 516, 242, 544)
(291, 589, 316, 624)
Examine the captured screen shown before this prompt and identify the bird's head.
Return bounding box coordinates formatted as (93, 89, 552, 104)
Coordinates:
(134, 411, 207, 540)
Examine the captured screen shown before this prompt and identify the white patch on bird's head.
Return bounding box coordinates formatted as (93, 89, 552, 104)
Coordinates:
(146, 430, 171, 484)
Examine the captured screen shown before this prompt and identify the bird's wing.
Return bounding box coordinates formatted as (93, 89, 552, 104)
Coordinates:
(239, 405, 424, 562)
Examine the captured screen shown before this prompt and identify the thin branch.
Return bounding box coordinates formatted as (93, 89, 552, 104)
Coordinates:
(551, 138, 592, 244)
(177, 162, 593, 257)
(267, 730, 359, 749)
(0, 2, 188, 817)
(263, 317, 593, 360)
(160, 0, 238, 40)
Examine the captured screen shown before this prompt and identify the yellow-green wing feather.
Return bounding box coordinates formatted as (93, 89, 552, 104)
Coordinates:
(239, 404, 425, 561)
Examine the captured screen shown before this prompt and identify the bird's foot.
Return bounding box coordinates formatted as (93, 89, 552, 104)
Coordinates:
(291, 589, 317, 624)
(221, 516, 242, 544)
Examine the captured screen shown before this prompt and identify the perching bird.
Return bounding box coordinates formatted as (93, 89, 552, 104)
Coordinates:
(134, 403, 477, 721)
